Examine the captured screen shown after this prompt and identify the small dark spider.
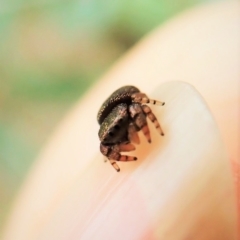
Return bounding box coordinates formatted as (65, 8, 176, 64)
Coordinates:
(97, 85, 165, 172)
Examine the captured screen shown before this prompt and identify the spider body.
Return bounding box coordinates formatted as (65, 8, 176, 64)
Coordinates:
(99, 103, 129, 145)
(97, 86, 164, 172)
(97, 86, 139, 125)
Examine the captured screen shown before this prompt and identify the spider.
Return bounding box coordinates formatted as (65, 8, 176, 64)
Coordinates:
(97, 85, 164, 172)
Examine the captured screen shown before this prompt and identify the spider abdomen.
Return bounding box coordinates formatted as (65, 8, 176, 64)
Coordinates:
(97, 86, 139, 124)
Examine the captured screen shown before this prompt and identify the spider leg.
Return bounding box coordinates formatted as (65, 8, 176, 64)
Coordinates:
(100, 143, 137, 172)
(128, 123, 140, 144)
(119, 142, 136, 151)
(129, 103, 152, 143)
(109, 159, 120, 172)
(131, 92, 165, 106)
(142, 105, 164, 136)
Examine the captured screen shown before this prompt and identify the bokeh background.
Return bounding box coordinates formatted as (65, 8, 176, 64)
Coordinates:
(0, 0, 222, 233)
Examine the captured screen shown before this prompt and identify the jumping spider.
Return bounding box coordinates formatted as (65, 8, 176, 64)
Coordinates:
(97, 85, 164, 172)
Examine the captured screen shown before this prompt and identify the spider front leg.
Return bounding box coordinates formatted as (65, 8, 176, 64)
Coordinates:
(129, 103, 152, 143)
(131, 92, 165, 106)
(100, 143, 137, 172)
(128, 123, 140, 144)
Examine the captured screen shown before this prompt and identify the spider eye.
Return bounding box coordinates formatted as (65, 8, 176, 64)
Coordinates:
(114, 125, 120, 130)
(109, 131, 114, 137)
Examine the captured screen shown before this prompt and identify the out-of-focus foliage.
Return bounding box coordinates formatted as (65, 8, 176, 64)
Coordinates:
(0, 0, 219, 232)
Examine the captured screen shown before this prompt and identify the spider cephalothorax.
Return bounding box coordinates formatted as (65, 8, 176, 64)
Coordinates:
(97, 86, 164, 172)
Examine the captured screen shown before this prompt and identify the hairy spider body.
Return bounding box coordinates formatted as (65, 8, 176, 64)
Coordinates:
(97, 86, 164, 172)
(97, 86, 139, 125)
(99, 103, 129, 145)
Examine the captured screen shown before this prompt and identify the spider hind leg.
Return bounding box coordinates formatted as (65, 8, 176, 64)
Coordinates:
(142, 105, 164, 136)
(131, 92, 165, 106)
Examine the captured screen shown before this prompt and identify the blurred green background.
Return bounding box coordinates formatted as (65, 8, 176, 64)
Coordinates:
(0, 0, 220, 232)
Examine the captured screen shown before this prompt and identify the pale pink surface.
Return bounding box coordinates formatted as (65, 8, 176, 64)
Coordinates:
(2, 1, 240, 239)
